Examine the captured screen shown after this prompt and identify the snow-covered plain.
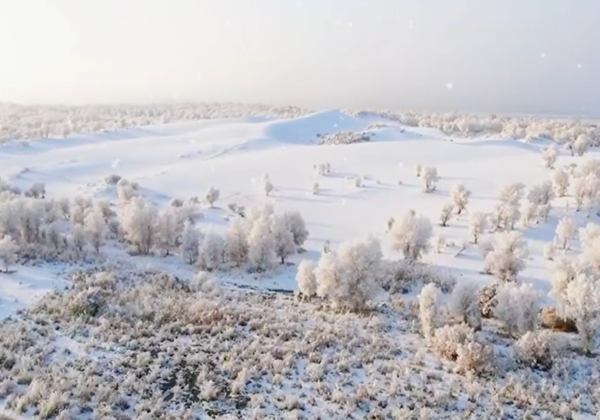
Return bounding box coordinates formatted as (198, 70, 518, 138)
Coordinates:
(1, 108, 600, 419)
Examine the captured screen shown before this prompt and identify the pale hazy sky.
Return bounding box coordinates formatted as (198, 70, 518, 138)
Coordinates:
(0, 0, 598, 114)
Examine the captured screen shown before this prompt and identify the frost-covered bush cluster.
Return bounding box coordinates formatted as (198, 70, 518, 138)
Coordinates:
(352, 109, 600, 147)
(0, 102, 312, 142)
(318, 131, 370, 145)
(0, 175, 308, 276)
(2, 265, 596, 419)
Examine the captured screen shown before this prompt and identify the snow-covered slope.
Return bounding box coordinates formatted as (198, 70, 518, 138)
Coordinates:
(1, 109, 598, 419)
(0, 109, 584, 295)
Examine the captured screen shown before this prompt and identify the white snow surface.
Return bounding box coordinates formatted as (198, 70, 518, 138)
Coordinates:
(0, 108, 590, 312)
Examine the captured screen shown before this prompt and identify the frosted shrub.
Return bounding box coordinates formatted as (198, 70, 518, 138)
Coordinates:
(541, 145, 558, 169)
(262, 173, 274, 197)
(296, 259, 317, 298)
(483, 231, 528, 282)
(433, 235, 446, 253)
(0, 235, 19, 272)
(104, 174, 122, 185)
(552, 168, 570, 197)
(450, 183, 471, 214)
(422, 167, 439, 193)
(448, 281, 481, 330)
(315, 236, 383, 311)
(514, 330, 555, 370)
(564, 273, 600, 354)
(205, 186, 220, 208)
(468, 211, 487, 244)
(116, 178, 138, 204)
(580, 223, 600, 274)
(390, 210, 432, 262)
(543, 243, 555, 261)
(439, 203, 454, 227)
(415, 163, 422, 177)
(418, 283, 440, 338)
(555, 217, 576, 250)
(25, 182, 46, 199)
(191, 270, 220, 294)
(494, 282, 540, 337)
(455, 341, 495, 377)
(311, 182, 319, 195)
(431, 323, 476, 361)
(198, 232, 226, 271)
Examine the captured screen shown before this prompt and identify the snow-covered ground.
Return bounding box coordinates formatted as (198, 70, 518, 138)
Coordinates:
(1, 108, 599, 419)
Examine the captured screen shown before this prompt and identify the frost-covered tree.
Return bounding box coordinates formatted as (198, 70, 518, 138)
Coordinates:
(226, 217, 249, 266)
(564, 273, 600, 354)
(450, 183, 471, 214)
(468, 211, 487, 244)
(296, 259, 317, 298)
(247, 216, 276, 272)
(121, 197, 157, 255)
(390, 210, 432, 261)
(552, 168, 570, 197)
(69, 224, 87, 258)
(205, 186, 220, 208)
(483, 231, 528, 282)
(415, 163, 422, 177)
(541, 145, 559, 169)
(494, 282, 540, 338)
(550, 256, 588, 317)
(198, 232, 226, 271)
(573, 134, 590, 157)
(271, 214, 296, 264)
(439, 203, 454, 227)
(180, 221, 200, 264)
(488, 202, 520, 232)
(498, 182, 525, 207)
(528, 181, 554, 207)
(422, 167, 439, 193)
(262, 173, 274, 197)
(418, 283, 440, 338)
(282, 211, 309, 248)
(154, 207, 182, 256)
(555, 217, 576, 250)
(572, 172, 600, 213)
(448, 284, 481, 331)
(520, 202, 538, 228)
(580, 223, 600, 274)
(83, 207, 107, 253)
(0, 235, 19, 272)
(315, 236, 383, 311)
(42, 222, 62, 253)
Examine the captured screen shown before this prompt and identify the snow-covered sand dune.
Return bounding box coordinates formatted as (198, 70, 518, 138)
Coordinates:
(0, 109, 586, 298)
